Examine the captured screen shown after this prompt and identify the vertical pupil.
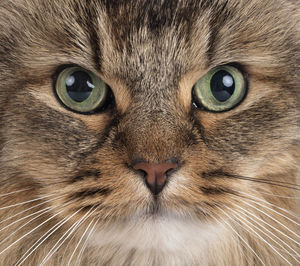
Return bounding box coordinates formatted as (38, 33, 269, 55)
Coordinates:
(210, 70, 235, 102)
(66, 71, 94, 102)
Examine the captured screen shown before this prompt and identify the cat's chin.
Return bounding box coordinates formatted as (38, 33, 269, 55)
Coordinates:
(89, 214, 226, 262)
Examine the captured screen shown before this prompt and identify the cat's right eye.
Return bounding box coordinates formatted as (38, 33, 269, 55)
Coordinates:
(54, 66, 111, 113)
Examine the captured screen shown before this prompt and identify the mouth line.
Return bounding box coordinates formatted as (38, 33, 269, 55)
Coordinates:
(147, 200, 162, 216)
(144, 202, 186, 220)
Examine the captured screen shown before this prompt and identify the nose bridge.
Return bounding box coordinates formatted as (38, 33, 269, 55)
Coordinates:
(120, 106, 184, 162)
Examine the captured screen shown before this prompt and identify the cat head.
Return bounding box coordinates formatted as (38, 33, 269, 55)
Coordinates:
(0, 0, 299, 264)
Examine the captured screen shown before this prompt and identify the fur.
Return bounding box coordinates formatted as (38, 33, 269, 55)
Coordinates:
(0, 0, 299, 265)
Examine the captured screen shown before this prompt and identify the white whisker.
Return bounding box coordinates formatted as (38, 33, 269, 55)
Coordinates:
(0, 194, 54, 211)
(75, 218, 99, 266)
(38, 208, 84, 266)
(211, 213, 265, 265)
(0, 206, 51, 234)
(226, 205, 300, 263)
(67, 217, 96, 266)
(235, 191, 300, 220)
(0, 207, 54, 247)
(39, 207, 97, 266)
(0, 188, 32, 197)
(61, 227, 79, 261)
(242, 201, 300, 238)
(60, 210, 99, 263)
(233, 203, 300, 250)
(15, 209, 84, 266)
(0, 196, 62, 226)
(248, 189, 300, 200)
(0, 209, 64, 256)
(221, 206, 293, 265)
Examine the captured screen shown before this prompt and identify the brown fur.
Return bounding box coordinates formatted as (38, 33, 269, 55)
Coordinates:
(0, 0, 299, 265)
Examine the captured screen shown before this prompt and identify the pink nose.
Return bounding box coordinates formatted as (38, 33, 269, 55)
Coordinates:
(133, 161, 179, 195)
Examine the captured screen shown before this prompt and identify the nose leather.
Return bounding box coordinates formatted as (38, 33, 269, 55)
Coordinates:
(133, 161, 179, 195)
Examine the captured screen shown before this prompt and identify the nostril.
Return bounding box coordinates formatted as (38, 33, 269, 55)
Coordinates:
(165, 166, 178, 177)
(131, 159, 179, 195)
(135, 169, 147, 178)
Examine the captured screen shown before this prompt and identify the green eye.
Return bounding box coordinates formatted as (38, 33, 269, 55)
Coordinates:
(193, 65, 246, 112)
(55, 66, 109, 113)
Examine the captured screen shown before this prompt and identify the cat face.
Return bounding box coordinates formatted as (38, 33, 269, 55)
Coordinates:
(0, 0, 299, 265)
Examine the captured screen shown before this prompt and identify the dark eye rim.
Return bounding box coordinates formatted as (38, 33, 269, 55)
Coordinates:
(192, 63, 249, 113)
(52, 64, 115, 115)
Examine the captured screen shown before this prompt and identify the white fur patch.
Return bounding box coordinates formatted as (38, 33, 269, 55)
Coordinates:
(89, 215, 226, 265)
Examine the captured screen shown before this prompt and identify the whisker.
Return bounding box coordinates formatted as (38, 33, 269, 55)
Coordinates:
(0, 196, 62, 226)
(15, 209, 83, 266)
(38, 208, 85, 266)
(60, 211, 100, 263)
(39, 207, 97, 265)
(0, 206, 51, 234)
(221, 172, 300, 190)
(0, 188, 32, 197)
(61, 227, 79, 262)
(241, 201, 300, 238)
(0, 194, 54, 211)
(216, 206, 293, 265)
(248, 189, 300, 200)
(0, 207, 54, 247)
(226, 205, 300, 263)
(229, 208, 297, 265)
(233, 191, 300, 219)
(75, 218, 99, 266)
(232, 202, 300, 247)
(67, 217, 96, 266)
(210, 213, 265, 265)
(0, 209, 64, 256)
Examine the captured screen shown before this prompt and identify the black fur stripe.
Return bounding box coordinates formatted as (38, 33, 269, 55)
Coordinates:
(70, 187, 111, 200)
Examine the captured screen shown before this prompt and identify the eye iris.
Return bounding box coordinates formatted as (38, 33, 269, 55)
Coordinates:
(66, 71, 94, 102)
(210, 70, 235, 102)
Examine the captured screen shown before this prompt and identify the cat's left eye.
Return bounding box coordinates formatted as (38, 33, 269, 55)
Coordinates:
(192, 65, 246, 112)
(55, 66, 110, 113)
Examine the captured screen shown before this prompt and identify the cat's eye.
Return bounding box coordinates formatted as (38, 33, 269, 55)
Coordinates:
(193, 65, 246, 112)
(55, 66, 110, 113)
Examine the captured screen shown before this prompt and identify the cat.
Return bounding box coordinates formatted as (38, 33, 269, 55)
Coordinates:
(0, 0, 299, 265)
